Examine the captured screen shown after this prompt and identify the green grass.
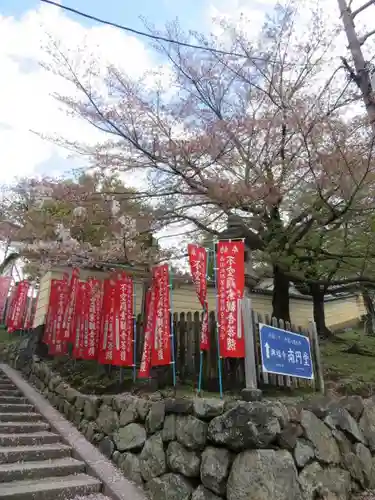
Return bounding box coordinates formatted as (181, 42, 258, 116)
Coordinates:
(0, 326, 20, 346)
(321, 329, 375, 397)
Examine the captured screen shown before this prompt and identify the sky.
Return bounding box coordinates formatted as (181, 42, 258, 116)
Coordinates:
(0, 0, 373, 187)
(0, 0, 277, 186)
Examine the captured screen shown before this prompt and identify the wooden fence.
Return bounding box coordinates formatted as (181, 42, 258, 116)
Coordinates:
(130, 310, 320, 393)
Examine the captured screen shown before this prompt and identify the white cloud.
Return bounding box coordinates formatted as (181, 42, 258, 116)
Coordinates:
(0, 3, 153, 184)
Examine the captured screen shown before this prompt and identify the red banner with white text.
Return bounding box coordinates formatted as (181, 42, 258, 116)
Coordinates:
(111, 276, 134, 367)
(188, 244, 209, 350)
(80, 279, 102, 360)
(62, 268, 80, 342)
(139, 283, 158, 378)
(9, 281, 30, 332)
(5, 285, 17, 329)
(151, 264, 171, 367)
(72, 281, 88, 359)
(23, 285, 36, 330)
(97, 280, 116, 364)
(0, 276, 12, 323)
(53, 275, 69, 350)
(49, 279, 68, 355)
(217, 241, 245, 358)
(43, 279, 59, 347)
(6, 284, 18, 332)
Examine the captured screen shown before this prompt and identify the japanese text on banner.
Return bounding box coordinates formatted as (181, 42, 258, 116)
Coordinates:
(98, 280, 116, 365)
(43, 280, 59, 347)
(80, 279, 102, 360)
(217, 241, 245, 358)
(50, 279, 68, 355)
(54, 276, 69, 349)
(5, 286, 17, 329)
(9, 281, 30, 332)
(62, 268, 79, 342)
(112, 276, 134, 367)
(23, 285, 36, 331)
(188, 244, 209, 350)
(151, 264, 171, 367)
(139, 285, 158, 378)
(72, 281, 88, 359)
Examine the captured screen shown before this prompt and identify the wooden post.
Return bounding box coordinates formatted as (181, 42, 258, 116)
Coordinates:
(241, 296, 261, 400)
(309, 321, 325, 394)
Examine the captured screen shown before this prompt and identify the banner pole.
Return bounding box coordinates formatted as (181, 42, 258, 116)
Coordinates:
(133, 280, 137, 383)
(169, 270, 177, 387)
(213, 241, 223, 398)
(198, 247, 209, 395)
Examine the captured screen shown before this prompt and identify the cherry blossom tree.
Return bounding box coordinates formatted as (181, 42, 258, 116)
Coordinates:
(0, 172, 162, 276)
(41, 2, 375, 321)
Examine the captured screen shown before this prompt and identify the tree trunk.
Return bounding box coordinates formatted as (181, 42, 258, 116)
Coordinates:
(272, 265, 290, 322)
(312, 286, 332, 338)
(362, 288, 375, 335)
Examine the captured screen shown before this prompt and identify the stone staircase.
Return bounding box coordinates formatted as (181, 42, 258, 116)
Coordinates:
(0, 370, 111, 500)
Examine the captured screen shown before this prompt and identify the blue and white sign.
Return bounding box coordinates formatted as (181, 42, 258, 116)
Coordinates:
(259, 324, 314, 380)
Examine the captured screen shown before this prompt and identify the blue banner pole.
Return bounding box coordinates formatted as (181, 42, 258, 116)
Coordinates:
(133, 281, 137, 383)
(213, 241, 223, 398)
(169, 270, 177, 387)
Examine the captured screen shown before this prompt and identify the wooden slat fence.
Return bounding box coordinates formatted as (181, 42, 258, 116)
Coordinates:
(132, 310, 319, 393)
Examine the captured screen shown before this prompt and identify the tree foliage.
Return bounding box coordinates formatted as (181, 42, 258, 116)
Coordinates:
(0, 172, 162, 275)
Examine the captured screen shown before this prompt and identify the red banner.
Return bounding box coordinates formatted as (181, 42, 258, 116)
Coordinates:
(49, 279, 68, 355)
(62, 268, 79, 342)
(23, 285, 35, 330)
(6, 284, 18, 332)
(97, 279, 110, 363)
(217, 241, 245, 358)
(43, 279, 59, 346)
(139, 282, 158, 378)
(81, 279, 102, 360)
(97, 280, 116, 364)
(54, 276, 69, 343)
(151, 264, 171, 367)
(5, 285, 17, 329)
(9, 281, 30, 332)
(111, 276, 134, 367)
(0, 276, 12, 323)
(188, 244, 209, 350)
(72, 281, 88, 359)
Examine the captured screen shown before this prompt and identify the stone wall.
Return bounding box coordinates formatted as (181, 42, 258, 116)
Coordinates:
(4, 351, 375, 500)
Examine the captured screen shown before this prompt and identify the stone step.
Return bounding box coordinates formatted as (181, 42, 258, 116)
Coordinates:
(0, 387, 17, 393)
(0, 382, 17, 388)
(0, 403, 35, 413)
(0, 473, 102, 499)
(0, 431, 61, 446)
(0, 396, 28, 404)
(68, 495, 111, 500)
(0, 389, 23, 397)
(0, 443, 71, 464)
(0, 412, 42, 422)
(0, 387, 18, 394)
(0, 421, 50, 433)
(0, 456, 85, 482)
